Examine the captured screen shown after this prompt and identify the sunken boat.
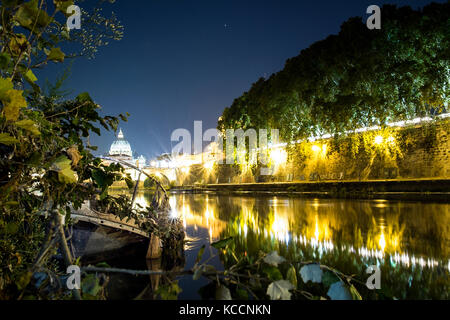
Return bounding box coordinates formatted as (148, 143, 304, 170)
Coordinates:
(69, 158, 185, 265)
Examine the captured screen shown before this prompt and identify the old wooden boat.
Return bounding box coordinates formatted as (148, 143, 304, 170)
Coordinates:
(68, 158, 184, 264)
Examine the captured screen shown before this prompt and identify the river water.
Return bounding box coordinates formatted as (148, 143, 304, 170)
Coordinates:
(107, 191, 449, 300)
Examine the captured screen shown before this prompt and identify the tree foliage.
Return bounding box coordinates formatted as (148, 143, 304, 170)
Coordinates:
(218, 3, 449, 142)
(0, 0, 129, 299)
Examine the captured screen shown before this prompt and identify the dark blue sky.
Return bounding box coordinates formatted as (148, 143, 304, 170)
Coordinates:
(37, 0, 445, 160)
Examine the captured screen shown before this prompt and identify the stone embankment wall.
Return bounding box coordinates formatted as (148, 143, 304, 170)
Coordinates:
(215, 119, 450, 183)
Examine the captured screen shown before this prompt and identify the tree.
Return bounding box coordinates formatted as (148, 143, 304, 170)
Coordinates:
(0, 0, 133, 299)
(218, 3, 450, 143)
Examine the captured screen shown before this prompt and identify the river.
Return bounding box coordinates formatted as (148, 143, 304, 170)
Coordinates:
(105, 191, 449, 300)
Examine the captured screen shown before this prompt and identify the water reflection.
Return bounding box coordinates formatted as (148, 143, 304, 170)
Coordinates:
(133, 192, 449, 299)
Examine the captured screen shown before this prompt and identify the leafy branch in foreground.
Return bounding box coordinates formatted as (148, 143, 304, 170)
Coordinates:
(78, 238, 369, 301)
(0, 0, 133, 300)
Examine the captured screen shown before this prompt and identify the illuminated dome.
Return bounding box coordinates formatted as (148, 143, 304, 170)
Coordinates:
(109, 129, 133, 157)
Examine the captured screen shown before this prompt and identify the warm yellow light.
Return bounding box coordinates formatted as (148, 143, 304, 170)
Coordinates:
(203, 161, 214, 170)
(379, 232, 386, 251)
(387, 136, 395, 143)
(374, 135, 383, 144)
(312, 144, 327, 157)
(270, 148, 287, 165)
(181, 167, 190, 174)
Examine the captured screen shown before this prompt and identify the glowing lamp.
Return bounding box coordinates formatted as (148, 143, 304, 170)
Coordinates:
(203, 161, 214, 170)
(270, 149, 287, 165)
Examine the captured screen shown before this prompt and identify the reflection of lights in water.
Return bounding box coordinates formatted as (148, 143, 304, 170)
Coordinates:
(379, 233, 386, 251)
(163, 195, 444, 270)
(312, 199, 320, 209)
(270, 199, 290, 243)
(379, 232, 386, 251)
(314, 216, 319, 240)
(133, 194, 148, 210)
(169, 196, 178, 219)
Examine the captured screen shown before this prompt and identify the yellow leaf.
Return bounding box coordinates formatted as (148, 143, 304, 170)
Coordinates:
(0, 78, 13, 99)
(51, 155, 78, 184)
(25, 70, 37, 83)
(15, 119, 40, 136)
(47, 47, 65, 62)
(9, 34, 29, 56)
(67, 145, 82, 167)
(0, 133, 19, 145)
(1, 89, 27, 121)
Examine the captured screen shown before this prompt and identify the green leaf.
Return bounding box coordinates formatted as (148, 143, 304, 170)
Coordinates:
(263, 251, 286, 267)
(0, 133, 19, 145)
(0, 78, 14, 99)
(155, 281, 182, 300)
(236, 288, 248, 300)
(6, 222, 19, 234)
(195, 245, 205, 264)
(4, 201, 19, 207)
(125, 177, 134, 189)
(16, 271, 32, 290)
(8, 34, 28, 56)
(15, 0, 53, 30)
(24, 69, 37, 83)
(54, 0, 74, 15)
(95, 262, 111, 268)
(350, 284, 363, 300)
(47, 47, 65, 62)
(211, 237, 233, 249)
(322, 271, 340, 287)
(76, 92, 93, 103)
(3, 0, 21, 8)
(15, 119, 40, 136)
(51, 155, 77, 184)
(286, 266, 298, 288)
(262, 265, 283, 281)
(192, 266, 203, 281)
(1, 89, 27, 121)
(92, 168, 108, 189)
(100, 187, 108, 200)
(266, 280, 294, 300)
(81, 274, 101, 296)
(0, 53, 11, 70)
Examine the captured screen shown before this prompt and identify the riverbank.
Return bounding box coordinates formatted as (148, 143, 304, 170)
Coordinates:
(170, 178, 450, 202)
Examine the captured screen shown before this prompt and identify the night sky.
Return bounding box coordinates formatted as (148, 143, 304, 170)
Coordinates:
(37, 0, 446, 160)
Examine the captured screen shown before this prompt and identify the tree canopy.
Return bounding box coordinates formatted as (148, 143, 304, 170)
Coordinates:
(0, 0, 132, 299)
(218, 3, 450, 142)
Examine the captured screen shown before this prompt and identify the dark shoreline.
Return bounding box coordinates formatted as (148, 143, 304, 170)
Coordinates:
(169, 179, 450, 202)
